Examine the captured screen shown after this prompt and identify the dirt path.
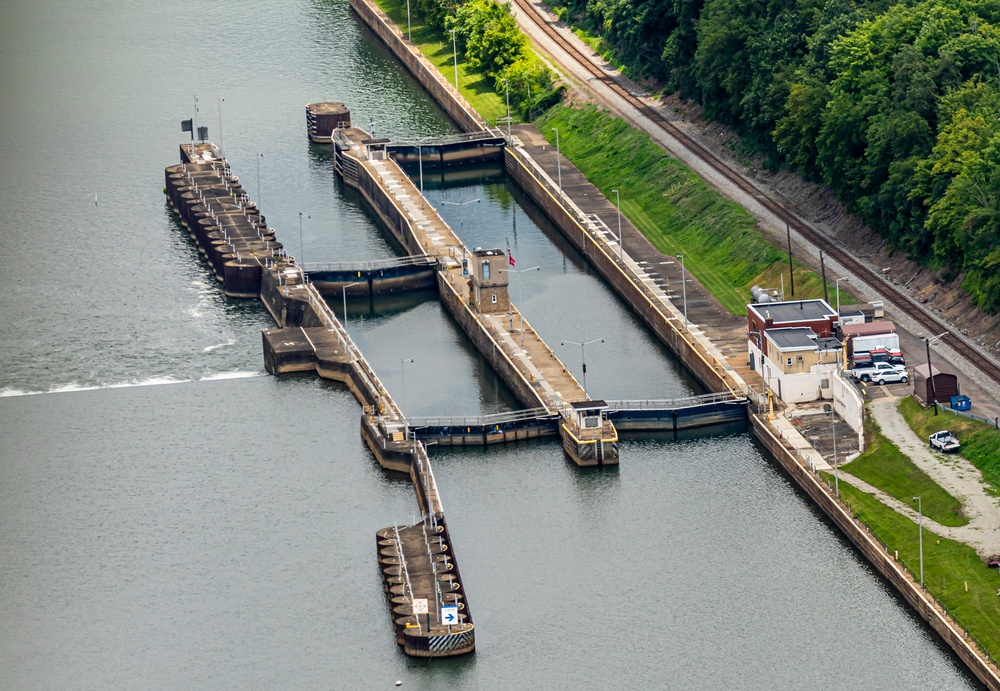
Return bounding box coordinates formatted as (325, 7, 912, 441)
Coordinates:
(839, 398, 1000, 557)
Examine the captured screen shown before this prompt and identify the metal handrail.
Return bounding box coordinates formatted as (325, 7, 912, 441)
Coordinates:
(303, 254, 437, 273)
(407, 407, 556, 428)
(606, 391, 743, 411)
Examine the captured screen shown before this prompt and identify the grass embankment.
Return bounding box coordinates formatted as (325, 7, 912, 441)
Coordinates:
(534, 105, 853, 315)
(899, 396, 1000, 495)
(828, 479, 1000, 661)
(374, 0, 507, 124)
(841, 410, 968, 527)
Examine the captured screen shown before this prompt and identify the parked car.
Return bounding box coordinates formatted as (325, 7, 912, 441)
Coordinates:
(929, 430, 961, 453)
(853, 347, 906, 371)
(852, 362, 909, 385)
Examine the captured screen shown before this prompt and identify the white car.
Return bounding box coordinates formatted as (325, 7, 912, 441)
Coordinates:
(852, 362, 909, 385)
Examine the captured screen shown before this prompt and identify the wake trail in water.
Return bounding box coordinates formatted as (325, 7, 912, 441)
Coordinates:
(0, 371, 265, 397)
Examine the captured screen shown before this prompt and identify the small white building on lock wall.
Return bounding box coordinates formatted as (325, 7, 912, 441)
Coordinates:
(748, 326, 843, 403)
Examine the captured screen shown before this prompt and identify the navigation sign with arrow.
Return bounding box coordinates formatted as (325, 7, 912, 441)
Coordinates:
(440, 605, 458, 625)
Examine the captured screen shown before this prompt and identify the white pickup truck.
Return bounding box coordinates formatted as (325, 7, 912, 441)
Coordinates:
(852, 362, 909, 385)
(929, 430, 961, 452)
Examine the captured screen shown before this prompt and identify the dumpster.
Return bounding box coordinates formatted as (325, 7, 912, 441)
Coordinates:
(950, 395, 971, 411)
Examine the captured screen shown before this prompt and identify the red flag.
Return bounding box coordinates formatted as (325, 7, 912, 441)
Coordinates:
(507, 238, 516, 267)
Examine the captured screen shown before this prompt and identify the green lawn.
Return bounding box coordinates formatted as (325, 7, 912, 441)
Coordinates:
(899, 396, 1000, 495)
(830, 479, 1000, 662)
(840, 411, 968, 526)
(373, 0, 510, 124)
(534, 105, 858, 314)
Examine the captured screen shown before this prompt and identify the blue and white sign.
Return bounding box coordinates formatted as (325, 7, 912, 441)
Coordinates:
(440, 605, 459, 626)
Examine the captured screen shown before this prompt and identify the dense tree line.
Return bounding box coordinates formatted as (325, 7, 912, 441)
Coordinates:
(553, 0, 1000, 312)
(412, 0, 561, 118)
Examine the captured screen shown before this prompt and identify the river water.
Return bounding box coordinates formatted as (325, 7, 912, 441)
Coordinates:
(0, 0, 976, 688)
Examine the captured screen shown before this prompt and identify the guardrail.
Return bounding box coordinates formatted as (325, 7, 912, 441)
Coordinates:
(303, 254, 438, 273)
(605, 391, 744, 411)
(407, 407, 555, 428)
(938, 404, 1000, 430)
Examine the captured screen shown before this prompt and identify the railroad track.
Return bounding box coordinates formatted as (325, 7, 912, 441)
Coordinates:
(511, 0, 1000, 390)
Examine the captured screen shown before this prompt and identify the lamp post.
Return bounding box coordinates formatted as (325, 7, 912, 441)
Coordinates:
(503, 78, 511, 139)
(255, 153, 263, 208)
(218, 97, 225, 156)
(343, 282, 360, 328)
(835, 276, 848, 316)
(551, 127, 561, 191)
(401, 358, 414, 414)
(406, 0, 411, 41)
(831, 406, 839, 498)
(417, 143, 424, 195)
(450, 29, 459, 91)
(298, 212, 310, 267)
(913, 495, 924, 588)
(677, 254, 688, 326)
(560, 338, 604, 391)
(612, 189, 622, 261)
(500, 266, 539, 346)
(440, 198, 480, 240)
(925, 332, 947, 415)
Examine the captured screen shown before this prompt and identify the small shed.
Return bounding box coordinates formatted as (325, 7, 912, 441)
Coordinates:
(569, 400, 608, 430)
(912, 363, 960, 407)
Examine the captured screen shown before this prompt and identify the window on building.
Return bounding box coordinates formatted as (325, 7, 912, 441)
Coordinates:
(481, 261, 490, 280)
(491, 294, 497, 304)
(796, 355, 804, 363)
(821, 379, 830, 388)
(786, 357, 792, 366)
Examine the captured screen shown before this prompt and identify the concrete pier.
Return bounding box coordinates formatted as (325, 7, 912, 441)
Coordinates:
(165, 146, 475, 658)
(334, 125, 619, 466)
(165, 143, 278, 297)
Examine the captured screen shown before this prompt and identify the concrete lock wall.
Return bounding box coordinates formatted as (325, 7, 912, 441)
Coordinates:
(504, 148, 736, 396)
(349, 0, 485, 134)
(437, 274, 547, 411)
(751, 414, 999, 689)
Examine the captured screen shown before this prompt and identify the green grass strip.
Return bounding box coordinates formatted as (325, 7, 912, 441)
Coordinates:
(899, 396, 1000, 495)
(534, 104, 856, 314)
(841, 410, 968, 527)
(373, 0, 509, 124)
(829, 478, 1000, 662)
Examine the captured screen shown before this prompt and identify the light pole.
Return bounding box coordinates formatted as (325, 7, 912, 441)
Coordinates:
(401, 358, 414, 413)
(561, 338, 604, 391)
(831, 406, 839, 498)
(503, 78, 511, 139)
(440, 198, 480, 240)
(450, 29, 459, 91)
(255, 153, 263, 208)
(925, 332, 947, 415)
(218, 97, 225, 156)
(551, 127, 561, 191)
(298, 212, 310, 267)
(913, 495, 924, 588)
(500, 266, 539, 345)
(417, 143, 424, 195)
(835, 276, 848, 316)
(343, 282, 360, 328)
(677, 254, 688, 326)
(406, 0, 411, 41)
(612, 189, 622, 261)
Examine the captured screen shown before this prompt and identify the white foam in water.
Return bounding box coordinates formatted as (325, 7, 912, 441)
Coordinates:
(202, 339, 236, 352)
(0, 372, 263, 397)
(199, 371, 264, 381)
